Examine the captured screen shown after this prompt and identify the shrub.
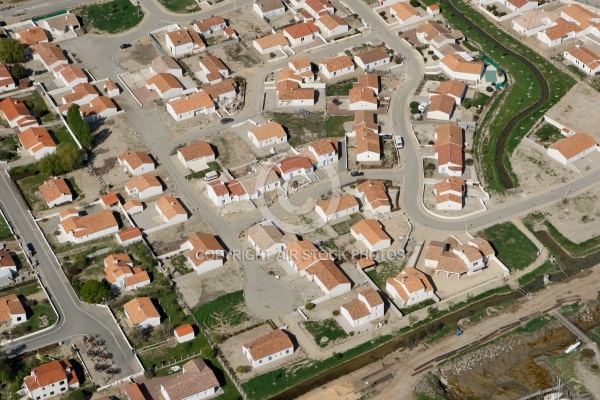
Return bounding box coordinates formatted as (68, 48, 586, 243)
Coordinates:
(332, 310, 341, 316)
(486, 86, 494, 93)
(409, 0, 420, 7)
(305, 302, 315, 310)
(269, 52, 276, 58)
(79, 280, 110, 304)
(581, 348, 595, 359)
(236, 365, 251, 373)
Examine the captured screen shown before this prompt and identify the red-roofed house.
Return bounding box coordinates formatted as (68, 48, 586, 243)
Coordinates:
(0, 251, 18, 280)
(160, 359, 219, 400)
(39, 177, 73, 208)
(351, 219, 391, 252)
(24, 359, 80, 400)
(243, 328, 294, 368)
(274, 156, 314, 180)
(123, 297, 160, 328)
(427, 4, 441, 15)
(155, 196, 188, 224)
(547, 132, 598, 165)
(433, 176, 465, 210)
(564, 46, 600, 75)
(390, 2, 423, 25)
(145, 73, 184, 100)
(18, 127, 56, 159)
(115, 227, 143, 246)
(340, 289, 384, 327)
(305, 259, 351, 297)
(439, 53, 484, 83)
(180, 233, 225, 273)
(0, 98, 39, 131)
(198, 54, 229, 84)
(79, 96, 118, 122)
(167, 91, 216, 121)
(283, 22, 319, 46)
(177, 140, 216, 170)
(165, 28, 206, 56)
(193, 15, 227, 36)
(315, 13, 349, 37)
(118, 151, 155, 176)
(53, 64, 88, 88)
(0, 293, 26, 325)
(59, 209, 119, 243)
(0, 63, 16, 93)
(386, 267, 437, 307)
(304, 0, 335, 19)
(125, 174, 163, 200)
(308, 139, 338, 166)
(480, 0, 537, 13)
(248, 122, 288, 148)
(252, 33, 290, 55)
(174, 324, 195, 343)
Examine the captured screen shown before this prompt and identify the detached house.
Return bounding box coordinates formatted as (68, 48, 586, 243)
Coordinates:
(390, 2, 422, 26)
(150, 56, 183, 77)
(315, 194, 359, 222)
(38, 12, 80, 38)
(386, 267, 437, 307)
(351, 218, 392, 252)
(252, 33, 289, 55)
(103, 254, 150, 291)
(165, 28, 205, 56)
(356, 180, 391, 214)
(243, 328, 294, 368)
(356, 130, 381, 161)
(123, 200, 144, 215)
(193, 15, 227, 36)
(564, 46, 600, 75)
(425, 239, 493, 279)
(174, 324, 195, 343)
(198, 54, 229, 84)
(33, 43, 68, 71)
(349, 84, 378, 111)
(319, 55, 354, 79)
(427, 93, 455, 121)
(304, 0, 335, 19)
(123, 297, 160, 328)
(283, 22, 319, 46)
(1, 98, 38, 131)
(206, 168, 281, 206)
(305, 259, 351, 297)
(59, 209, 119, 243)
(181, 233, 225, 274)
(39, 178, 72, 208)
(274, 155, 314, 181)
(248, 121, 288, 148)
(24, 359, 79, 400)
(439, 53, 484, 83)
(115, 227, 143, 246)
(18, 127, 56, 160)
(125, 174, 163, 200)
(431, 79, 466, 105)
(547, 132, 598, 165)
(155, 196, 188, 224)
(316, 13, 349, 37)
(167, 91, 216, 121)
(79, 96, 118, 122)
(433, 176, 465, 210)
(0, 63, 16, 93)
(0, 294, 26, 326)
(177, 140, 216, 170)
(247, 222, 287, 258)
(16, 27, 49, 47)
(353, 47, 390, 71)
(340, 289, 384, 327)
(160, 359, 220, 400)
(253, 0, 286, 18)
(118, 151, 155, 176)
(53, 64, 88, 88)
(145, 73, 184, 100)
(307, 139, 338, 166)
(0, 251, 18, 280)
(284, 240, 332, 273)
(434, 124, 464, 176)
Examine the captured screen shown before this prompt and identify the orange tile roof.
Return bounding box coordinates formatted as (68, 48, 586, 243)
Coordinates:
(243, 329, 293, 361)
(285, 240, 331, 271)
(309, 139, 337, 155)
(1, 97, 33, 122)
(174, 323, 195, 337)
(24, 359, 77, 391)
(349, 85, 377, 104)
(358, 74, 379, 91)
(387, 267, 433, 301)
(39, 178, 72, 203)
(250, 121, 287, 142)
(435, 124, 463, 147)
(124, 200, 143, 212)
(101, 192, 120, 206)
(305, 259, 350, 290)
(542, 18, 580, 40)
(433, 80, 466, 99)
(123, 297, 160, 325)
(342, 298, 370, 319)
(283, 21, 318, 39)
(416, 21, 450, 41)
(122, 383, 147, 400)
(156, 196, 187, 220)
(391, 2, 420, 21)
(126, 174, 162, 192)
(186, 233, 224, 253)
(440, 53, 484, 75)
(290, 58, 312, 71)
(275, 156, 313, 174)
(436, 142, 463, 170)
(351, 218, 390, 246)
(0, 250, 16, 269)
(361, 288, 384, 307)
(428, 94, 455, 115)
(562, 4, 599, 29)
(123, 270, 150, 287)
(355, 47, 389, 65)
(454, 244, 483, 262)
(62, 83, 98, 103)
(146, 72, 183, 93)
(0, 294, 25, 324)
(18, 127, 56, 153)
(54, 64, 87, 84)
(469, 237, 495, 257)
(428, 4, 440, 10)
(247, 224, 283, 250)
(0, 63, 13, 87)
(117, 227, 143, 242)
(320, 55, 354, 72)
(254, 33, 288, 50)
(16, 26, 48, 46)
(208, 180, 229, 196)
(437, 251, 468, 273)
(168, 91, 214, 115)
(104, 253, 133, 268)
(60, 209, 118, 238)
(166, 29, 205, 47)
(305, 0, 334, 14)
(436, 192, 462, 205)
(32, 42, 67, 67)
(80, 96, 117, 117)
(566, 46, 600, 70)
(118, 151, 154, 170)
(316, 194, 358, 216)
(317, 13, 347, 31)
(549, 132, 597, 159)
(356, 180, 390, 209)
(178, 140, 214, 162)
(201, 78, 236, 99)
(356, 131, 380, 156)
(354, 110, 378, 132)
(194, 15, 226, 32)
(355, 255, 375, 269)
(278, 86, 314, 100)
(434, 176, 464, 195)
(199, 54, 228, 78)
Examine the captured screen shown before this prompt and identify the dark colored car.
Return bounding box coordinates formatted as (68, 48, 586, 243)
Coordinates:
(220, 118, 234, 124)
(120, 43, 131, 49)
(350, 170, 364, 177)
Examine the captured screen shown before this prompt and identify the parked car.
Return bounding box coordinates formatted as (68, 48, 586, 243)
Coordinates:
(220, 118, 234, 124)
(120, 43, 131, 49)
(379, 133, 392, 139)
(350, 170, 364, 177)
(395, 136, 404, 149)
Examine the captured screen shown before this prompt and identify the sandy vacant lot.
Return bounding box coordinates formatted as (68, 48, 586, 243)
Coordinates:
(543, 190, 600, 244)
(544, 83, 600, 140)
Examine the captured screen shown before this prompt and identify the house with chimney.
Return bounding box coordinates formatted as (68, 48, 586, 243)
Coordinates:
(123, 297, 161, 328)
(18, 127, 57, 159)
(155, 196, 188, 224)
(118, 151, 155, 176)
(125, 174, 163, 200)
(356, 180, 391, 214)
(351, 219, 392, 252)
(24, 359, 79, 400)
(103, 254, 150, 291)
(424, 238, 495, 279)
(433, 176, 465, 210)
(248, 121, 288, 148)
(59, 209, 119, 243)
(38, 177, 73, 208)
(165, 28, 206, 56)
(1, 98, 39, 131)
(434, 124, 464, 176)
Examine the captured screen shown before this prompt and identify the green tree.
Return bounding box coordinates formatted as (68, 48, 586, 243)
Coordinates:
(67, 390, 85, 400)
(0, 349, 14, 385)
(79, 280, 110, 303)
(9, 63, 28, 80)
(66, 105, 92, 148)
(0, 38, 24, 63)
(38, 144, 82, 176)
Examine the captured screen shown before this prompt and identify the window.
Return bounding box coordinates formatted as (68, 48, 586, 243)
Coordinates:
(60, 381, 64, 385)
(286, 349, 290, 354)
(61, 388, 66, 392)
(268, 356, 272, 360)
(17, 316, 21, 321)
(259, 360, 262, 364)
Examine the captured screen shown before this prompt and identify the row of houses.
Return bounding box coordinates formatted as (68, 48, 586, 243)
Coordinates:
(163, 15, 237, 57)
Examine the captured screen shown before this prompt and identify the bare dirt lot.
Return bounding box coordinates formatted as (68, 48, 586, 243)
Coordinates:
(542, 189, 600, 244)
(210, 130, 256, 168)
(544, 83, 600, 139)
(145, 216, 211, 255)
(225, 3, 274, 42)
(174, 261, 244, 308)
(117, 37, 160, 72)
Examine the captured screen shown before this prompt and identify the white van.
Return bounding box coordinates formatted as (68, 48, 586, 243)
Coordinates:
(395, 136, 404, 149)
(204, 170, 219, 181)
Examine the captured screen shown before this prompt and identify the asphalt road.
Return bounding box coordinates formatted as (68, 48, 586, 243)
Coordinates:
(0, 171, 140, 379)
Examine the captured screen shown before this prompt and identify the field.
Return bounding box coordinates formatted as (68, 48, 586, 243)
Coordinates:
(23, 92, 54, 123)
(266, 111, 326, 147)
(77, 0, 143, 34)
(326, 115, 353, 137)
(157, 0, 199, 12)
(192, 291, 252, 333)
(326, 80, 354, 96)
(0, 211, 12, 240)
(479, 222, 538, 271)
(304, 318, 348, 347)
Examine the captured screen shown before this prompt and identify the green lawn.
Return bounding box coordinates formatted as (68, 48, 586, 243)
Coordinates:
(326, 115, 353, 137)
(77, 0, 144, 34)
(26, 299, 57, 333)
(17, 171, 49, 211)
(462, 92, 490, 109)
(479, 222, 538, 271)
(304, 318, 348, 347)
(266, 111, 326, 147)
(567, 65, 588, 80)
(157, 0, 199, 13)
(326, 80, 354, 96)
(424, 0, 575, 192)
(331, 213, 364, 235)
(533, 123, 563, 143)
(241, 334, 392, 400)
(0, 135, 19, 162)
(366, 261, 404, 289)
(186, 161, 222, 180)
(23, 92, 54, 123)
(400, 298, 436, 315)
(0, 280, 40, 297)
(193, 291, 252, 333)
(0, 211, 12, 240)
(515, 315, 553, 333)
(51, 126, 77, 147)
(517, 259, 558, 286)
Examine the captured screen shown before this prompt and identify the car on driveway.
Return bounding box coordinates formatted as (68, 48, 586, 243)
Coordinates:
(350, 170, 364, 177)
(120, 43, 131, 49)
(220, 118, 234, 124)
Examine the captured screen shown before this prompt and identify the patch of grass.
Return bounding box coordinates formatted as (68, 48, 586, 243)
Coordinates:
(480, 222, 538, 271)
(401, 298, 436, 315)
(185, 161, 222, 180)
(193, 291, 252, 333)
(326, 80, 354, 96)
(23, 91, 54, 123)
(523, 213, 600, 257)
(567, 64, 588, 80)
(462, 92, 490, 109)
(326, 115, 353, 137)
(426, 324, 456, 344)
(139, 334, 209, 371)
(304, 318, 348, 348)
(170, 254, 192, 275)
(533, 123, 562, 143)
(366, 261, 405, 289)
(157, 0, 199, 13)
(0, 135, 19, 162)
(423, 0, 575, 193)
(331, 213, 364, 235)
(17, 171, 50, 210)
(266, 111, 326, 147)
(77, 0, 143, 34)
(242, 334, 392, 400)
(515, 315, 553, 333)
(0, 280, 40, 297)
(51, 126, 77, 147)
(26, 299, 57, 333)
(518, 259, 557, 286)
(0, 212, 12, 240)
